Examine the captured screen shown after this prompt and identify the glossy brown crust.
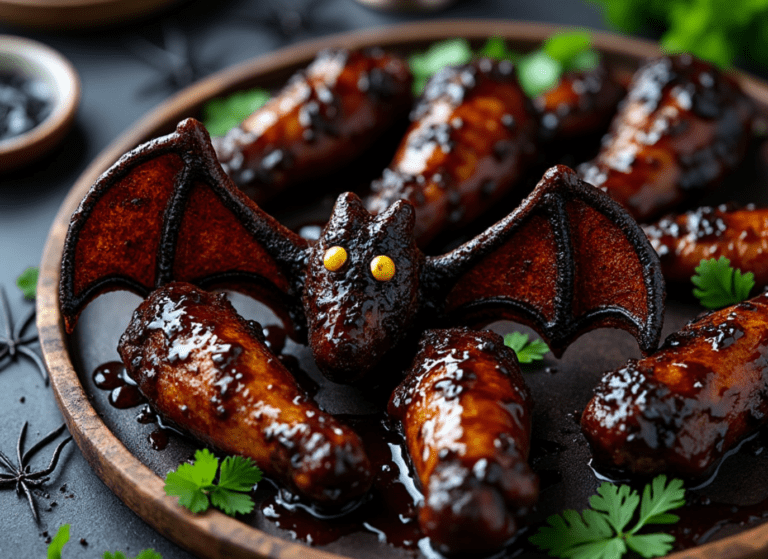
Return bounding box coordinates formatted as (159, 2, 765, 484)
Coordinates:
(422, 165, 664, 357)
(302, 193, 424, 383)
(213, 48, 412, 202)
(578, 54, 755, 222)
(118, 282, 372, 505)
(364, 58, 538, 245)
(389, 328, 537, 555)
(535, 65, 625, 140)
(643, 204, 768, 285)
(582, 294, 768, 479)
(60, 118, 310, 337)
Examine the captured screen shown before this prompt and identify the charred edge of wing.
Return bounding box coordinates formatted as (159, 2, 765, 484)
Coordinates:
(60, 127, 189, 333)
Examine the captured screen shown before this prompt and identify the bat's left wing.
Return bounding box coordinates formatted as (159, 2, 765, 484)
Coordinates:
(422, 165, 664, 356)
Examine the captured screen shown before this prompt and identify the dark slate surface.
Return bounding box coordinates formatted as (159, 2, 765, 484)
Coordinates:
(0, 0, 673, 557)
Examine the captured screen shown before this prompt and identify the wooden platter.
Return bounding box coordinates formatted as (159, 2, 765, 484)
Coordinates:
(36, 20, 768, 559)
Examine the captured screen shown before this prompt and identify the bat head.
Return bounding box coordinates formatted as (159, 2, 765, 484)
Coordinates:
(302, 192, 424, 384)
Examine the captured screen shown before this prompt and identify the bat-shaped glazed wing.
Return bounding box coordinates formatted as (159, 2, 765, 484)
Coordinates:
(60, 118, 310, 335)
(422, 165, 664, 356)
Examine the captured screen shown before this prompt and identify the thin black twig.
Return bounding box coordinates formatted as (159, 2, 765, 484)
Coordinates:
(232, 0, 347, 44)
(0, 287, 47, 384)
(0, 422, 72, 523)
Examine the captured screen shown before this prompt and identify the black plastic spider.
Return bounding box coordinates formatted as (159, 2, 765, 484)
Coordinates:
(0, 287, 47, 384)
(232, 0, 346, 44)
(0, 422, 72, 522)
(126, 22, 219, 96)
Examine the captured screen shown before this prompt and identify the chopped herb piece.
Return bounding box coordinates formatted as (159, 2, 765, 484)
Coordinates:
(408, 38, 474, 95)
(202, 88, 271, 136)
(478, 36, 520, 61)
(164, 448, 262, 516)
(530, 475, 685, 559)
(543, 30, 593, 64)
(516, 50, 563, 98)
(16, 266, 38, 300)
(503, 331, 550, 364)
(47, 524, 70, 559)
(692, 256, 754, 309)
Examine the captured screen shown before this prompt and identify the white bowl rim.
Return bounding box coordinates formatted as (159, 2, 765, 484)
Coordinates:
(0, 34, 80, 154)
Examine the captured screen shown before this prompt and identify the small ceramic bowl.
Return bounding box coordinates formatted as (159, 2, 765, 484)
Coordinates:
(0, 35, 80, 173)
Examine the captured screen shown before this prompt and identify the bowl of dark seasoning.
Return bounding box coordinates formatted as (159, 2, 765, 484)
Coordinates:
(0, 35, 80, 172)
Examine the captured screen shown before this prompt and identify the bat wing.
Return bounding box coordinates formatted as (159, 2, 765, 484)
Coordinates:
(423, 165, 664, 356)
(60, 118, 310, 336)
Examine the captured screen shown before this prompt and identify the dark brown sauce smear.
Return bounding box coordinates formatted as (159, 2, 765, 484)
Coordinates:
(93, 361, 145, 409)
(261, 414, 425, 550)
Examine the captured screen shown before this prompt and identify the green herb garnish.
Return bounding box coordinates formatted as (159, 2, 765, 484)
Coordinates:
(16, 266, 38, 300)
(409, 38, 474, 95)
(589, 0, 768, 68)
(103, 550, 162, 559)
(164, 448, 263, 516)
(201, 88, 271, 136)
(408, 32, 600, 98)
(530, 475, 685, 559)
(692, 256, 754, 309)
(47, 524, 70, 559)
(503, 331, 550, 364)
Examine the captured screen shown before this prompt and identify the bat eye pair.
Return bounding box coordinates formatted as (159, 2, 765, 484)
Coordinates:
(323, 246, 396, 281)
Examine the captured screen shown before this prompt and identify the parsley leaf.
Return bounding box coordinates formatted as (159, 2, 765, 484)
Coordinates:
(409, 38, 474, 95)
(47, 524, 70, 559)
(503, 331, 550, 364)
(164, 449, 262, 516)
(408, 32, 599, 99)
(530, 475, 685, 559)
(202, 88, 271, 136)
(16, 266, 38, 300)
(691, 256, 754, 309)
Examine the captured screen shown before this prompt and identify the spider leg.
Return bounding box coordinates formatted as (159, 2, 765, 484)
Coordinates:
(25, 437, 72, 480)
(13, 307, 36, 342)
(16, 345, 49, 384)
(21, 424, 67, 466)
(16, 422, 27, 470)
(0, 449, 16, 472)
(0, 288, 12, 340)
(20, 481, 40, 523)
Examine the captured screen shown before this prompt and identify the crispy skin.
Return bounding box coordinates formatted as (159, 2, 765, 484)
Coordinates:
(365, 59, 538, 245)
(213, 48, 412, 202)
(578, 54, 754, 222)
(118, 282, 372, 505)
(644, 204, 768, 285)
(582, 294, 768, 479)
(536, 66, 625, 140)
(389, 328, 537, 555)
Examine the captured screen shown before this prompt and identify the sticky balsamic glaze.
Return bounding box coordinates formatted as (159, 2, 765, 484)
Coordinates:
(92, 361, 145, 409)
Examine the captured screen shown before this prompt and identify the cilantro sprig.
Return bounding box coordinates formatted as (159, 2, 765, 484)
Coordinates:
(16, 266, 38, 300)
(691, 256, 754, 309)
(408, 31, 600, 97)
(201, 87, 271, 136)
(164, 448, 263, 516)
(47, 524, 162, 559)
(590, 0, 768, 68)
(503, 331, 550, 364)
(530, 475, 685, 559)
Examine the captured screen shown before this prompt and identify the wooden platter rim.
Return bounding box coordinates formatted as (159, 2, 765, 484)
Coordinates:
(36, 19, 768, 559)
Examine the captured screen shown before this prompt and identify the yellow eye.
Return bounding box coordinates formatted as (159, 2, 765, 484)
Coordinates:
(323, 246, 347, 271)
(370, 255, 396, 281)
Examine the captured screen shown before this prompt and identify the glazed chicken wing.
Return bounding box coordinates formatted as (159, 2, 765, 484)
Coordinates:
(578, 54, 754, 222)
(365, 58, 538, 245)
(644, 204, 768, 286)
(536, 65, 625, 141)
(213, 48, 412, 202)
(118, 282, 372, 505)
(582, 294, 768, 479)
(389, 328, 538, 555)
